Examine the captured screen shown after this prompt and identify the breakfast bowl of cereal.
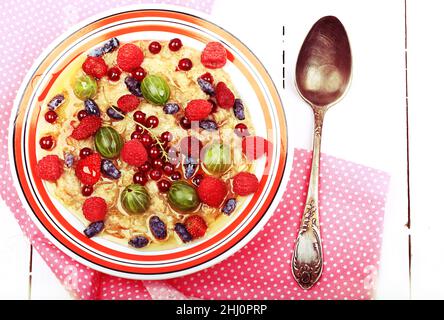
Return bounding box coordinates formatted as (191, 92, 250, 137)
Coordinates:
(10, 7, 287, 279)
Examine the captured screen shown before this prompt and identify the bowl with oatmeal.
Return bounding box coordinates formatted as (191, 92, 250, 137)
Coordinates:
(10, 8, 287, 279)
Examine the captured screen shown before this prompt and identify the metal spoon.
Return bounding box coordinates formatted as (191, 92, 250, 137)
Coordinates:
(292, 16, 352, 289)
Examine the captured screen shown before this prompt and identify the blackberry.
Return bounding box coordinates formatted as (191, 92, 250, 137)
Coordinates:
(199, 120, 218, 131)
(128, 235, 150, 248)
(47, 94, 65, 110)
(83, 221, 104, 238)
(163, 103, 180, 114)
(149, 216, 167, 240)
(84, 99, 101, 116)
(106, 106, 124, 120)
(101, 159, 121, 179)
(64, 153, 74, 168)
(124, 76, 143, 97)
(233, 99, 245, 120)
(222, 198, 237, 215)
(174, 223, 192, 243)
(101, 37, 120, 55)
(183, 157, 198, 179)
(197, 78, 215, 96)
(89, 37, 119, 57)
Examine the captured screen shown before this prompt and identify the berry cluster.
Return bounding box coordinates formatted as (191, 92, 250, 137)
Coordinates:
(36, 36, 270, 248)
(126, 111, 181, 193)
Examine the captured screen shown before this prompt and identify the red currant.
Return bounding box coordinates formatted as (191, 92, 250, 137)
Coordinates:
(163, 163, 174, 176)
(79, 147, 93, 159)
(169, 156, 179, 166)
(107, 67, 121, 81)
(171, 171, 181, 180)
(145, 116, 159, 129)
(131, 67, 146, 81)
(160, 131, 173, 143)
(153, 158, 164, 169)
(149, 41, 162, 54)
(133, 111, 146, 123)
(149, 169, 162, 181)
(77, 110, 88, 121)
(133, 171, 148, 185)
(234, 123, 250, 137)
(81, 185, 93, 197)
(208, 99, 218, 113)
(135, 124, 145, 133)
(39, 136, 55, 150)
(161, 141, 169, 150)
(157, 179, 171, 193)
(179, 117, 191, 129)
(44, 110, 58, 123)
(168, 38, 182, 52)
(200, 72, 214, 84)
(138, 161, 151, 172)
(167, 146, 178, 157)
(148, 145, 161, 159)
(192, 174, 204, 186)
(178, 58, 193, 71)
(167, 147, 180, 166)
(131, 131, 142, 140)
(141, 133, 153, 147)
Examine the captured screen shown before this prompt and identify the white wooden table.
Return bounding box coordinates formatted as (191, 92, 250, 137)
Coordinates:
(0, 0, 439, 300)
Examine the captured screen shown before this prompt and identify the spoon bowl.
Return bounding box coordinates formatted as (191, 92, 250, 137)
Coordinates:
(296, 16, 352, 108)
(291, 16, 352, 290)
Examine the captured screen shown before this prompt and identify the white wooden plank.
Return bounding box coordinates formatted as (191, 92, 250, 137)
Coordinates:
(279, 0, 409, 299)
(0, 199, 31, 299)
(407, 0, 444, 299)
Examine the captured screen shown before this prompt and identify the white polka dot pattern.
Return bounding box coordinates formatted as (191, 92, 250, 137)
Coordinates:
(0, 1, 390, 300)
(165, 149, 390, 300)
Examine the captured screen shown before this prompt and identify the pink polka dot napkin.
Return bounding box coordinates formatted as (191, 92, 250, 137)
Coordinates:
(0, 0, 390, 300)
(164, 150, 389, 300)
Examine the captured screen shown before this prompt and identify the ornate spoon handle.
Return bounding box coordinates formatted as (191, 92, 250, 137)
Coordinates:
(291, 108, 325, 289)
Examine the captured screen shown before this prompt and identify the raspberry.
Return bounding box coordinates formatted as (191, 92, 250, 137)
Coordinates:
(184, 99, 212, 121)
(215, 82, 235, 109)
(37, 155, 63, 181)
(121, 139, 148, 167)
(75, 153, 101, 185)
(71, 116, 102, 140)
(82, 56, 108, 79)
(197, 176, 227, 207)
(242, 136, 271, 160)
(233, 172, 259, 196)
(82, 197, 107, 222)
(117, 43, 144, 72)
(184, 215, 208, 239)
(117, 94, 140, 112)
(201, 42, 227, 69)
